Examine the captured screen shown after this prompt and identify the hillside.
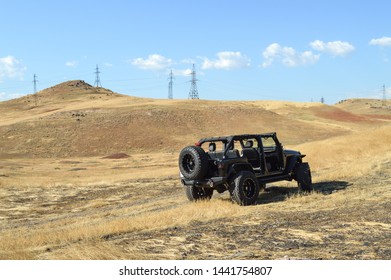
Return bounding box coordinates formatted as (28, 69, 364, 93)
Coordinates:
(336, 98, 391, 118)
(0, 81, 390, 260)
(1, 80, 388, 158)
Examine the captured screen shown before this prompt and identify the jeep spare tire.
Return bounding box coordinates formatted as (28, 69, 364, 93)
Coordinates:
(179, 146, 209, 180)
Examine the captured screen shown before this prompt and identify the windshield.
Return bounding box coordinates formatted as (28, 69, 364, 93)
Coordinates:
(261, 136, 276, 148)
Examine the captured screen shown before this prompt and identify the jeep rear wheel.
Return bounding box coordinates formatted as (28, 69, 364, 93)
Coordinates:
(295, 162, 313, 192)
(230, 171, 260, 206)
(179, 146, 209, 180)
(185, 186, 213, 201)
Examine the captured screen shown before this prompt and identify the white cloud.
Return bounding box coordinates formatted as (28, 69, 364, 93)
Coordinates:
(104, 62, 113, 67)
(0, 91, 24, 101)
(369, 36, 391, 47)
(201, 51, 250, 70)
(172, 68, 192, 76)
(0, 56, 26, 81)
(131, 54, 173, 70)
(261, 43, 319, 68)
(65, 60, 78, 67)
(310, 40, 355, 56)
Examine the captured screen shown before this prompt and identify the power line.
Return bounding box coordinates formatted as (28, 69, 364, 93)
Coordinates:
(168, 69, 174, 99)
(94, 64, 102, 87)
(188, 64, 199, 99)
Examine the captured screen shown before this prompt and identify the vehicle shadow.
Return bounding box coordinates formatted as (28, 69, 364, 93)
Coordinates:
(255, 180, 351, 205)
(312, 180, 351, 194)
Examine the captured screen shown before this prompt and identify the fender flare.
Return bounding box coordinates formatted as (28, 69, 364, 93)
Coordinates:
(227, 163, 254, 181)
(285, 155, 304, 174)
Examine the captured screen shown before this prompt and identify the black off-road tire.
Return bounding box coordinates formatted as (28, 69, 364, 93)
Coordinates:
(295, 162, 313, 192)
(179, 146, 209, 180)
(230, 171, 260, 206)
(185, 186, 214, 201)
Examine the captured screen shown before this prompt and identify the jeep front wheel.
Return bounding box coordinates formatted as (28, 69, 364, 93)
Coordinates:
(185, 186, 213, 201)
(295, 162, 313, 192)
(230, 171, 260, 206)
(178, 146, 209, 180)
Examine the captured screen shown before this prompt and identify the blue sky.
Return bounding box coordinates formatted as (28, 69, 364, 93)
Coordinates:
(1, 0, 391, 104)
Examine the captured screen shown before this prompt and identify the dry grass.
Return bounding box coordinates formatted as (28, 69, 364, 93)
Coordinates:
(1, 142, 390, 259)
(0, 83, 390, 259)
(294, 124, 391, 181)
(0, 152, 178, 187)
(0, 196, 240, 259)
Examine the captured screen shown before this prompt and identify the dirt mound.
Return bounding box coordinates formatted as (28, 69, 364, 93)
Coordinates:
(0, 80, 120, 114)
(103, 153, 130, 159)
(53, 80, 94, 90)
(40, 80, 114, 96)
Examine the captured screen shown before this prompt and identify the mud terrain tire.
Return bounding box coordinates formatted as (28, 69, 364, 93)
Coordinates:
(230, 171, 260, 205)
(179, 146, 209, 180)
(296, 162, 313, 192)
(185, 186, 213, 201)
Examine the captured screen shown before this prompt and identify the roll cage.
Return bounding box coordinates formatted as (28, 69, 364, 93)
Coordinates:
(196, 133, 282, 158)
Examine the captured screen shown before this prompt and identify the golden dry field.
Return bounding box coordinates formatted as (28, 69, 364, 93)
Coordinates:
(0, 81, 390, 259)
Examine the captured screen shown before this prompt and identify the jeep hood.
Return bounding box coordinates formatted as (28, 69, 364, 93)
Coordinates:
(283, 149, 305, 157)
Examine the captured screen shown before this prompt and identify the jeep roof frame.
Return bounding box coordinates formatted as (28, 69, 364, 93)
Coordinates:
(195, 132, 280, 158)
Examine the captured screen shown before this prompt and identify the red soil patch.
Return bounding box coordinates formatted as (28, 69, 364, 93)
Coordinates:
(313, 107, 373, 123)
(102, 153, 130, 159)
(364, 114, 391, 120)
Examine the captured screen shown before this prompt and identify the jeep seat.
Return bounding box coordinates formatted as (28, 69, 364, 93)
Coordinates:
(241, 148, 261, 168)
(226, 149, 240, 158)
(244, 140, 253, 148)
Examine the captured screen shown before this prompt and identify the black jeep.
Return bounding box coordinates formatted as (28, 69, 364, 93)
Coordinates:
(179, 133, 312, 205)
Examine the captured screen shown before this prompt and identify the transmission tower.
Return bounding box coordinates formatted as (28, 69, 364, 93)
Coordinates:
(188, 64, 199, 99)
(94, 64, 102, 87)
(33, 74, 38, 107)
(33, 74, 38, 93)
(382, 84, 386, 107)
(168, 69, 174, 99)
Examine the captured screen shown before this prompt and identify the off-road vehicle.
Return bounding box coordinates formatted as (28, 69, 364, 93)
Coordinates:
(179, 133, 312, 205)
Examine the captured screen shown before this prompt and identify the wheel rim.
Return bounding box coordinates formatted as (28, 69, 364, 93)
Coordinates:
(182, 154, 195, 173)
(196, 188, 207, 198)
(243, 178, 256, 198)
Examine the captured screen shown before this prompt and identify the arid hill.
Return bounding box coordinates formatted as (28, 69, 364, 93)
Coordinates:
(1, 80, 389, 158)
(0, 81, 390, 260)
(336, 98, 391, 119)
